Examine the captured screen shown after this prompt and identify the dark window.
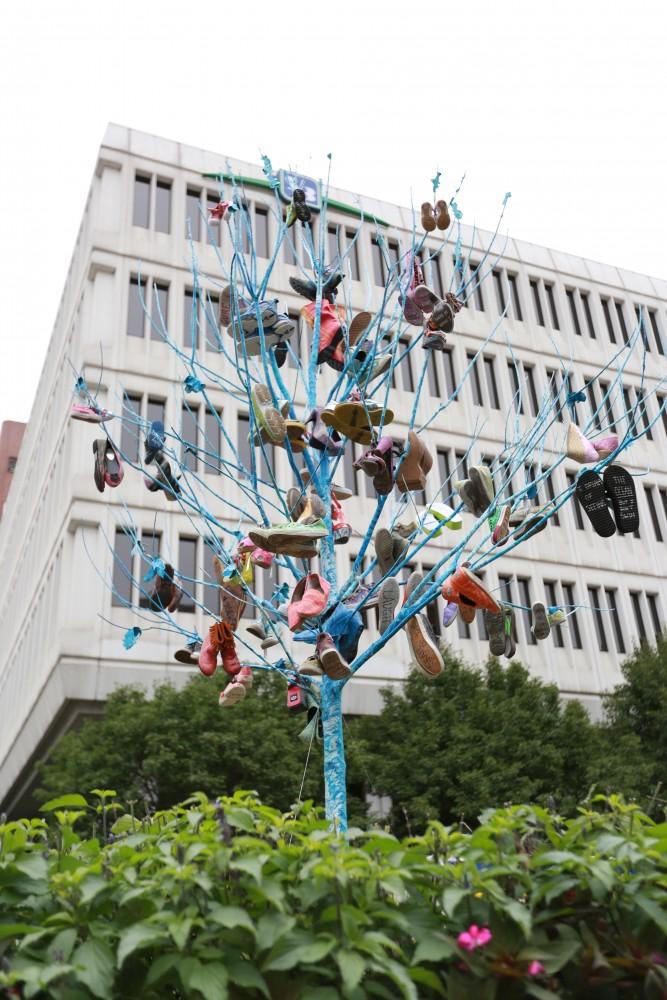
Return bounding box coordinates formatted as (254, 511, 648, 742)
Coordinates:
(430, 253, 444, 297)
(327, 224, 339, 264)
(203, 541, 221, 616)
(524, 462, 539, 506)
(507, 273, 523, 320)
(255, 206, 269, 258)
(587, 585, 608, 652)
(7, 456, 16, 472)
(566, 289, 582, 336)
(467, 352, 483, 406)
(443, 348, 457, 397)
(622, 386, 636, 436)
(146, 398, 165, 432)
(151, 282, 169, 341)
(343, 441, 359, 495)
(204, 292, 220, 351)
(493, 269, 506, 312)
(183, 289, 198, 350)
(132, 174, 151, 228)
(138, 530, 162, 609)
(660, 487, 667, 528)
(178, 538, 198, 612)
(399, 337, 415, 392)
(387, 239, 400, 267)
(636, 389, 652, 439)
(605, 588, 626, 653)
(648, 309, 664, 355)
(659, 394, 667, 438)
(456, 607, 471, 640)
(599, 380, 616, 431)
(543, 471, 560, 526)
(121, 393, 142, 463)
(437, 448, 451, 493)
(601, 297, 617, 343)
(524, 364, 539, 417)
(581, 292, 596, 338)
(127, 276, 146, 338)
(635, 305, 651, 353)
(544, 580, 564, 647)
(283, 209, 299, 264)
(586, 381, 601, 431)
(498, 574, 514, 608)
(483, 356, 500, 409)
(647, 593, 662, 638)
(630, 590, 647, 643)
(546, 368, 563, 422)
(517, 577, 535, 644)
(112, 529, 134, 607)
(469, 261, 485, 310)
(644, 486, 662, 541)
(545, 283, 559, 329)
(204, 408, 222, 474)
(426, 354, 440, 397)
(206, 192, 221, 247)
(345, 229, 360, 280)
(562, 583, 582, 648)
(530, 280, 545, 326)
(454, 450, 469, 479)
(614, 300, 629, 344)
(371, 237, 385, 286)
(508, 361, 523, 414)
(155, 180, 172, 234)
(566, 472, 585, 530)
(237, 413, 252, 478)
(186, 188, 201, 241)
(181, 405, 199, 472)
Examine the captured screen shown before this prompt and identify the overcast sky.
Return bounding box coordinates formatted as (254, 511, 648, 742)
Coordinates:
(0, 0, 665, 427)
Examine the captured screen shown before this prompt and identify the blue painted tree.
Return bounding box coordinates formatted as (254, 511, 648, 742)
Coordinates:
(75, 157, 665, 833)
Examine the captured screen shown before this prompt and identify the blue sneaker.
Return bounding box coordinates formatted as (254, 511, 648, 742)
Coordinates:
(145, 421, 165, 464)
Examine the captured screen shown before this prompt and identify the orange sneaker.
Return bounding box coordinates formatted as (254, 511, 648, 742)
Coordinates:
(441, 566, 500, 613)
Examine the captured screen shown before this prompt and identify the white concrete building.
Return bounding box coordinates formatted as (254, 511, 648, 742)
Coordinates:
(0, 123, 665, 815)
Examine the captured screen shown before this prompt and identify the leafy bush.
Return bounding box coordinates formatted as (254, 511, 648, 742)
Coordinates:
(1, 791, 666, 999)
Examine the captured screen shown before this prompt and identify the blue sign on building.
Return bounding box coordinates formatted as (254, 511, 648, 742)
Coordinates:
(278, 170, 320, 212)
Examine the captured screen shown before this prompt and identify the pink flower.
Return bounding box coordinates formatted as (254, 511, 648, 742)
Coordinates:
(528, 961, 545, 976)
(457, 924, 492, 952)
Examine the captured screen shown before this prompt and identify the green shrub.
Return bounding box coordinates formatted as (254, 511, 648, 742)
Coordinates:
(1, 792, 666, 998)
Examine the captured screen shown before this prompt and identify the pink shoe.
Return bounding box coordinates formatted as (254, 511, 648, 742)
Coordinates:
(591, 434, 619, 459)
(238, 666, 254, 689)
(566, 424, 599, 464)
(251, 547, 274, 569)
(287, 572, 330, 631)
(71, 404, 112, 423)
(198, 630, 218, 676)
(413, 285, 440, 313)
(219, 677, 246, 708)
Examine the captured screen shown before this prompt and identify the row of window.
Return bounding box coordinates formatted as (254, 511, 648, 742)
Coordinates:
(131, 172, 667, 354)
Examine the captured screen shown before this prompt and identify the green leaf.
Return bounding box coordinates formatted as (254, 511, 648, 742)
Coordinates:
(117, 922, 167, 967)
(442, 886, 467, 915)
(412, 933, 455, 964)
(15, 855, 48, 880)
(635, 893, 667, 935)
(145, 953, 180, 986)
(168, 916, 193, 950)
(40, 794, 88, 812)
(178, 957, 228, 1000)
(409, 967, 447, 997)
(72, 939, 115, 999)
(226, 957, 270, 998)
(369, 958, 417, 1000)
(256, 913, 295, 952)
(49, 928, 78, 962)
(79, 875, 108, 905)
(502, 899, 532, 938)
(336, 950, 365, 991)
(232, 854, 268, 881)
(208, 904, 255, 934)
(526, 985, 561, 1000)
(0, 924, 42, 940)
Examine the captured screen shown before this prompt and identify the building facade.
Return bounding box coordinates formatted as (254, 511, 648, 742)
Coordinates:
(0, 123, 666, 815)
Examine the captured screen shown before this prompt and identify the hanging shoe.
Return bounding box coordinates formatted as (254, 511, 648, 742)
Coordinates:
(305, 407, 344, 455)
(144, 420, 166, 464)
(429, 300, 455, 333)
(567, 424, 600, 464)
(422, 330, 448, 351)
(434, 200, 451, 230)
(396, 431, 433, 493)
(421, 502, 464, 536)
(503, 607, 518, 659)
(441, 566, 501, 613)
(531, 602, 551, 641)
(332, 497, 351, 544)
(491, 504, 512, 544)
(71, 404, 113, 423)
(420, 202, 437, 233)
(288, 573, 330, 631)
(405, 611, 443, 677)
(442, 601, 459, 628)
(96, 438, 123, 489)
(485, 606, 506, 656)
(174, 640, 201, 665)
(378, 577, 400, 634)
(374, 527, 398, 576)
(299, 654, 323, 677)
(603, 465, 639, 534)
(316, 632, 351, 679)
(209, 621, 241, 675)
(293, 188, 312, 224)
(251, 384, 287, 443)
(219, 677, 246, 708)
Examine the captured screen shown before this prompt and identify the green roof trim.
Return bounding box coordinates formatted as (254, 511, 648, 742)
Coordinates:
(202, 173, 390, 228)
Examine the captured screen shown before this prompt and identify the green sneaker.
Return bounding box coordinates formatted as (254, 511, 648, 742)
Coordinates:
(251, 384, 286, 443)
(248, 519, 328, 554)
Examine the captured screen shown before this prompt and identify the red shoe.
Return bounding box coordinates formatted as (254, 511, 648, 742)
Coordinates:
(441, 566, 500, 613)
(300, 301, 344, 365)
(209, 621, 241, 675)
(238, 666, 254, 689)
(198, 627, 218, 677)
(287, 573, 330, 631)
(287, 683, 308, 714)
(332, 497, 351, 545)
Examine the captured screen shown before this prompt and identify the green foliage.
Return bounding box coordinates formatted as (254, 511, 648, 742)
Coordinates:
(354, 655, 652, 835)
(1, 792, 666, 998)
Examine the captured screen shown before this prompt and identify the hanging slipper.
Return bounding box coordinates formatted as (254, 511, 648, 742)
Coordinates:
(396, 431, 433, 493)
(575, 471, 616, 537)
(420, 202, 437, 233)
(591, 433, 619, 459)
(421, 502, 464, 536)
(485, 606, 506, 656)
(567, 424, 600, 464)
(531, 601, 551, 641)
(603, 465, 639, 534)
(434, 199, 451, 230)
(251, 384, 286, 443)
(413, 285, 440, 313)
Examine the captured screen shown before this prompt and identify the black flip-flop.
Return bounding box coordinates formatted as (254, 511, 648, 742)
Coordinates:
(603, 465, 639, 534)
(575, 471, 616, 538)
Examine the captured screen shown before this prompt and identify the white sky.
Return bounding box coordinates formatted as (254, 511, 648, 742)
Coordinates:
(1, 0, 665, 427)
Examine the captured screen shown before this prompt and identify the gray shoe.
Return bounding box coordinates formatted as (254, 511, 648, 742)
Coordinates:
(456, 479, 486, 517)
(485, 607, 506, 656)
(531, 601, 551, 641)
(504, 607, 518, 659)
(378, 578, 400, 634)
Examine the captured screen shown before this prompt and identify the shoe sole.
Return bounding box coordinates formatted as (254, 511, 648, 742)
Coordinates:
(219, 684, 246, 707)
(319, 647, 351, 680)
(374, 528, 396, 577)
(485, 609, 506, 655)
(378, 578, 400, 634)
(406, 616, 443, 677)
(434, 200, 450, 230)
(531, 602, 551, 641)
(492, 505, 511, 544)
(603, 465, 639, 534)
(92, 440, 105, 493)
(253, 385, 286, 442)
(420, 202, 437, 232)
